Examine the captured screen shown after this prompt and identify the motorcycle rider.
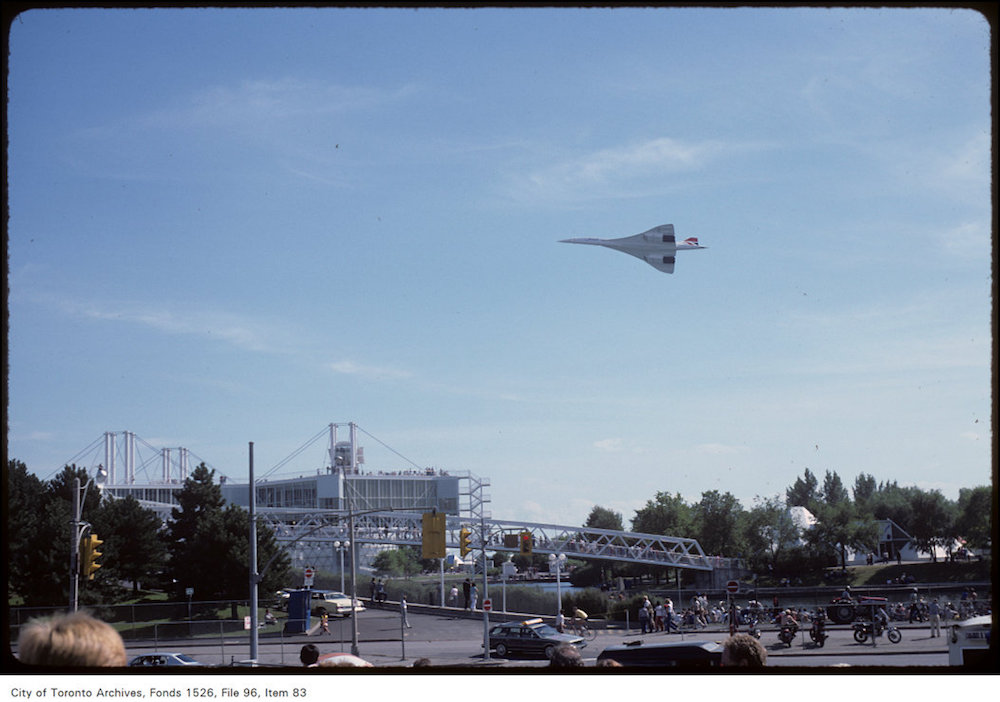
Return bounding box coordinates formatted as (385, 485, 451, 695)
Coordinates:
(779, 609, 798, 633)
(810, 611, 827, 641)
(875, 605, 889, 634)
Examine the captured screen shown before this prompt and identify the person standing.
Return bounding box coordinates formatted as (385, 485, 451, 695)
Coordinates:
(665, 598, 677, 633)
(928, 599, 941, 638)
(638, 602, 651, 633)
(400, 595, 411, 628)
(462, 578, 472, 610)
(449, 584, 459, 607)
(470, 583, 479, 611)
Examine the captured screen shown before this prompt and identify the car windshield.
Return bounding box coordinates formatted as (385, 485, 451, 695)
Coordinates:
(175, 654, 198, 663)
(531, 624, 559, 637)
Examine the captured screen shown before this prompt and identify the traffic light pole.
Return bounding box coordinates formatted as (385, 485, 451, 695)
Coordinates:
(69, 477, 82, 612)
(480, 513, 490, 661)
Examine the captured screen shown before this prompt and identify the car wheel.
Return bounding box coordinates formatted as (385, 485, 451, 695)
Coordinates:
(544, 645, 555, 660)
(495, 643, 508, 658)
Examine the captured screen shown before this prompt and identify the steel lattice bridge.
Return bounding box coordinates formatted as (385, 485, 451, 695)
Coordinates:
(258, 510, 736, 573)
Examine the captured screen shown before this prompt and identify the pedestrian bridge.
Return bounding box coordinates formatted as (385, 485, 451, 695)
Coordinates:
(257, 510, 744, 577)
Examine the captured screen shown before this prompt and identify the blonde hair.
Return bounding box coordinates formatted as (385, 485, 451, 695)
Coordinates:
(18, 611, 127, 667)
(317, 654, 373, 668)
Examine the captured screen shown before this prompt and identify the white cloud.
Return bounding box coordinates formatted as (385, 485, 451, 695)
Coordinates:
(594, 438, 624, 452)
(508, 136, 742, 202)
(693, 443, 747, 455)
(327, 360, 412, 381)
(46, 296, 286, 354)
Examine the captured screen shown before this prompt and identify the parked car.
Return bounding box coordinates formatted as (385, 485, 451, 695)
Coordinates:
(310, 590, 365, 617)
(597, 639, 723, 668)
(488, 618, 585, 659)
(128, 652, 203, 667)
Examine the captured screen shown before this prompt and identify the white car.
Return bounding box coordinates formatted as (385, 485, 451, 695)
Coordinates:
(310, 590, 365, 617)
(129, 652, 203, 667)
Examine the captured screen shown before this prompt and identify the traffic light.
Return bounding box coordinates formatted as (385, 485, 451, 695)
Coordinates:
(519, 531, 533, 555)
(80, 533, 103, 580)
(459, 527, 473, 558)
(421, 511, 446, 559)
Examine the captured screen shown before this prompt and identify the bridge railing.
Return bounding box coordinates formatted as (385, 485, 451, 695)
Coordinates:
(259, 510, 728, 572)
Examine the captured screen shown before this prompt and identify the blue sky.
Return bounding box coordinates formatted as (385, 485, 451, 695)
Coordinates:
(7, 7, 992, 528)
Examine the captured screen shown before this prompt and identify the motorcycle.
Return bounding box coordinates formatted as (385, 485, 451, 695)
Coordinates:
(852, 620, 902, 644)
(745, 615, 762, 640)
(778, 625, 797, 647)
(809, 620, 828, 647)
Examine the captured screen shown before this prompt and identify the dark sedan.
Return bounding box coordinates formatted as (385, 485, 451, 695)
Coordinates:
(488, 618, 586, 659)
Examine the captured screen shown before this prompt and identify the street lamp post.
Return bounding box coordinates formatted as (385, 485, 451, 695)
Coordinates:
(69, 465, 107, 612)
(549, 553, 567, 617)
(333, 538, 350, 594)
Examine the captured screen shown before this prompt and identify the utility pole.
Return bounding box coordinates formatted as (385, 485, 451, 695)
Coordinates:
(249, 442, 260, 662)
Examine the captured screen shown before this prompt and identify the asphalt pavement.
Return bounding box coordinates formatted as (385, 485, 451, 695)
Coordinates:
(123, 602, 954, 669)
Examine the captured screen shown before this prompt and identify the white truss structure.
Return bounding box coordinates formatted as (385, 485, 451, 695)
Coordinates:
(257, 510, 730, 572)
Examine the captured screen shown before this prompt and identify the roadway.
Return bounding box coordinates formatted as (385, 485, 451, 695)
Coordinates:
(119, 603, 954, 669)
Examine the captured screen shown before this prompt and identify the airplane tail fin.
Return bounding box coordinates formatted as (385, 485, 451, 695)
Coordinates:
(684, 237, 699, 246)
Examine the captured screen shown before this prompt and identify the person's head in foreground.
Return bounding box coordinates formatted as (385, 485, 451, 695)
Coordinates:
(317, 653, 373, 668)
(720, 633, 767, 668)
(548, 642, 584, 667)
(18, 611, 126, 667)
(299, 644, 320, 666)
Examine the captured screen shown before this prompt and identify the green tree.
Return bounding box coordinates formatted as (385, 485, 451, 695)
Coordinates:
(631, 491, 693, 536)
(852, 473, 878, 515)
(785, 468, 819, 510)
(954, 486, 992, 551)
(740, 495, 799, 574)
(372, 547, 421, 578)
(820, 470, 849, 505)
(91, 495, 168, 595)
(7, 463, 111, 606)
(585, 506, 624, 531)
(692, 490, 744, 557)
(807, 500, 877, 570)
(868, 481, 917, 529)
(906, 489, 954, 562)
(166, 464, 289, 599)
(6, 460, 60, 604)
(583, 505, 624, 583)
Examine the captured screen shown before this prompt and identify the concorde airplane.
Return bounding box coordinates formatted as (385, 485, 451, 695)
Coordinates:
(560, 224, 705, 274)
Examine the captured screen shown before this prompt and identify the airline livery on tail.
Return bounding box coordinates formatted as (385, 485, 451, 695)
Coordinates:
(560, 224, 705, 274)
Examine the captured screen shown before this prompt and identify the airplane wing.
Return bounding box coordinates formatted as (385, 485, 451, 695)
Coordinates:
(639, 224, 675, 244)
(644, 254, 676, 274)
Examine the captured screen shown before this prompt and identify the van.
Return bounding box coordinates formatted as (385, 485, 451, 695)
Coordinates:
(948, 614, 992, 668)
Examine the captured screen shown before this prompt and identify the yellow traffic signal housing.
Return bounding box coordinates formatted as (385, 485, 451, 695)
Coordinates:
(459, 527, 473, 558)
(519, 531, 533, 554)
(421, 511, 447, 559)
(80, 533, 103, 580)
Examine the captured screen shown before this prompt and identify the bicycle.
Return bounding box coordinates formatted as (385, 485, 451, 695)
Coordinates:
(568, 620, 597, 641)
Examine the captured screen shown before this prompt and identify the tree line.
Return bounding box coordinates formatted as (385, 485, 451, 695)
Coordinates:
(572, 468, 990, 584)
(6, 460, 290, 607)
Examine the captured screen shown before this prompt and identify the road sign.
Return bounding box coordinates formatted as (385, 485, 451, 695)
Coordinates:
(483, 598, 492, 612)
(726, 580, 740, 594)
(304, 567, 315, 587)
